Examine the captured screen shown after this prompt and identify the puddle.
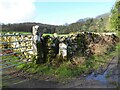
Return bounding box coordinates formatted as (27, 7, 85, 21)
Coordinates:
(86, 70, 108, 84)
(85, 57, 119, 87)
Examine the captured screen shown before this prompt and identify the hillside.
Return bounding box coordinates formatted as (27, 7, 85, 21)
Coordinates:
(2, 22, 57, 34)
(56, 13, 110, 34)
(2, 13, 111, 34)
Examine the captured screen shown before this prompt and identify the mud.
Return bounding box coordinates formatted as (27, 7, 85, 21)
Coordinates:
(2, 56, 119, 88)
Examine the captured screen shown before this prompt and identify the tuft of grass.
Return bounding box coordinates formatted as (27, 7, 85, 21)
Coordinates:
(55, 63, 72, 77)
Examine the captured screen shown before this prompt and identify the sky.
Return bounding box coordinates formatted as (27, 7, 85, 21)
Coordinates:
(0, 0, 116, 25)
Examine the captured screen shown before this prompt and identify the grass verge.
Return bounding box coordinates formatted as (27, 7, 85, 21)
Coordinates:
(16, 42, 120, 79)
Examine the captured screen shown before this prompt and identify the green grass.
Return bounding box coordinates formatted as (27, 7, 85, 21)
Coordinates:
(1, 31, 68, 36)
(43, 33, 68, 37)
(1, 55, 23, 69)
(15, 42, 120, 79)
(1, 31, 31, 34)
(87, 42, 120, 70)
(16, 61, 87, 78)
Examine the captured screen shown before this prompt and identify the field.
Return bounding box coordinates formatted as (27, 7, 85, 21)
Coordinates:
(1, 31, 32, 34)
(1, 31, 69, 37)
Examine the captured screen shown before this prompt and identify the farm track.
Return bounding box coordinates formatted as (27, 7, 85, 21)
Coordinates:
(2, 55, 119, 88)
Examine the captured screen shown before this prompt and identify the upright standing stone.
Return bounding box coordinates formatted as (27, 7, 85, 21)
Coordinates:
(37, 32, 46, 64)
(53, 33, 59, 57)
(59, 42, 67, 58)
(32, 25, 45, 64)
(32, 25, 39, 55)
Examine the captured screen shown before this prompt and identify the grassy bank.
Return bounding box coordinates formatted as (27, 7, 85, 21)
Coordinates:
(16, 42, 120, 79)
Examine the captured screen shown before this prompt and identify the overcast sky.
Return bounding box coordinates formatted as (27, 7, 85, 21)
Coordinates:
(0, 0, 116, 25)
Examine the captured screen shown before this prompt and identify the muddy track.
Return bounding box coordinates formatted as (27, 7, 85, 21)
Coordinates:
(2, 56, 119, 88)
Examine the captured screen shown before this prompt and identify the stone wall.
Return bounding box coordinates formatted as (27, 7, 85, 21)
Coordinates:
(1, 31, 119, 65)
(1, 32, 33, 62)
(32, 29, 119, 65)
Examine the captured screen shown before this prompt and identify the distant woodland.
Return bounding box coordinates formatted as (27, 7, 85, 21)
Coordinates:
(1, 5, 119, 34)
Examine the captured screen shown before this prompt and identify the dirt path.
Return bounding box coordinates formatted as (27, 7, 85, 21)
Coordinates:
(3, 56, 119, 88)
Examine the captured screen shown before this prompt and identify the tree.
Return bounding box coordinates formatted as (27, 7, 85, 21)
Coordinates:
(109, 0, 120, 31)
(64, 23, 69, 26)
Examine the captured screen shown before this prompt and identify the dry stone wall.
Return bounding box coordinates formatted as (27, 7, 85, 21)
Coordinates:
(1, 33, 33, 62)
(1, 30, 119, 66)
(33, 30, 119, 65)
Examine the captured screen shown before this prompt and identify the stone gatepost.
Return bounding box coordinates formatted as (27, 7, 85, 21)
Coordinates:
(32, 25, 39, 54)
(32, 25, 44, 64)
